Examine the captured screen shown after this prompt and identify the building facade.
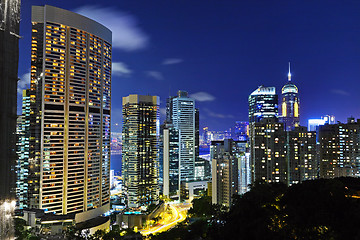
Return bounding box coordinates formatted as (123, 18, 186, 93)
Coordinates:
(280, 64, 300, 131)
(248, 86, 278, 123)
(122, 95, 159, 208)
(250, 119, 317, 185)
(16, 89, 31, 209)
(162, 124, 180, 198)
(167, 91, 196, 182)
(287, 127, 317, 184)
(27, 5, 111, 221)
(319, 118, 360, 178)
(211, 139, 239, 207)
(0, 0, 21, 204)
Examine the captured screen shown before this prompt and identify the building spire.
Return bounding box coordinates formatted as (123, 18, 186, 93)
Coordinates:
(288, 62, 291, 81)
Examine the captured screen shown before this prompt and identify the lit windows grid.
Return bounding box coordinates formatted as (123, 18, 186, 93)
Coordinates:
(122, 99, 159, 208)
(29, 16, 111, 215)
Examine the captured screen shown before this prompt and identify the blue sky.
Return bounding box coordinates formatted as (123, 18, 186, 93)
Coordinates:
(18, 0, 360, 132)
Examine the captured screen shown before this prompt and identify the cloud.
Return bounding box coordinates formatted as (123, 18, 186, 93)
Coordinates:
(162, 58, 183, 65)
(331, 89, 350, 96)
(112, 62, 132, 77)
(18, 72, 30, 94)
(75, 6, 149, 51)
(159, 107, 166, 116)
(146, 71, 164, 80)
(204, 108, 234, 119)
(190, 92, 216, 102)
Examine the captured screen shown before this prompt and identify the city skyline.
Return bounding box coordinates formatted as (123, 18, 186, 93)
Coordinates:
(7, 1, 360, 238)
(17, 0, 360, 132)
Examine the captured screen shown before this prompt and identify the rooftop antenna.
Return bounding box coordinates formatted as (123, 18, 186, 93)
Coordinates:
(288, 62, 292, 81)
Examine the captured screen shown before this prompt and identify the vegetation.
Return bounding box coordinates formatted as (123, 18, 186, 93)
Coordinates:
(14, 218, 40, 240)
(152, 177, 360, 240)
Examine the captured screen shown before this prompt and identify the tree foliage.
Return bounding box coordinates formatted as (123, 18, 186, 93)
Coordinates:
(152, 177, 360, 240)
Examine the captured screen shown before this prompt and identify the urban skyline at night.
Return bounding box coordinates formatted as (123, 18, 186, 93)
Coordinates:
(5, 1, 360, 239)
(17, 0, 360, 133)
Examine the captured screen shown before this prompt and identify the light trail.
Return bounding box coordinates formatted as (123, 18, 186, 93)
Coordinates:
(140, 203, 189, 236)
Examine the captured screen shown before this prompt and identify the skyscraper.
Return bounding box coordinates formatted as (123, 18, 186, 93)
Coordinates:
(319, 118, 360, 178)
(28, 5, 111, 222)
(251, 119, 317, 185)
(0, 0, 20, 203)
(280, 63, 300, 131)
(122, 95, 159, 208)
(287, 127, 317, 184)
(162, 124, 180, 198)
(167, 91, 196, 182)
(16, 89, 31, 209)
(211, 139, 239, 207)
(248, 86, 278, 123)
(251, 119, 288, 184)
(0, 1, 21, 238)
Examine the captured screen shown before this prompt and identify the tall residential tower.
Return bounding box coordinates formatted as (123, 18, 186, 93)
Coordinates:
(28, 5, 112, 222)
(122, 95, 159, 208)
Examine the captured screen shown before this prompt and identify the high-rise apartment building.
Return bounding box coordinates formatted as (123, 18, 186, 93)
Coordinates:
(280, 64, 300, 131)
(250, 119, 317, 185)
(287, 127, 317, 184)
(122, 95, 159, 208)
(28, 5, 112, 222)
(319, 118, 360, 178)
(211, 139, 239, 207)
(167, 91, 196, 182)
(248, 86, 278, 123)
(250, 119, 288, 184)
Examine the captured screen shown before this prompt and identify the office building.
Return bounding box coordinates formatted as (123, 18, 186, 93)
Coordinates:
(211, 139, 239, 207)
(122, 95, 159, 208)
(308, 115, 336, 131)
(0, 0, 20, 204)
(239, 152, 251, 194)
(27, 5, 112, 223)
(322, 115, 336, 125)
(16, 89, 31, 209)
(280, 64, 300, 131)
(194, 157, 211, 181)
(162, 124, 180, 198)
(248, 86, 278, 123)
(201, 127, 209, 146)
(0, 1, 20, 238)
(167, 91, 196, 182)
(308, 119, 326, 132)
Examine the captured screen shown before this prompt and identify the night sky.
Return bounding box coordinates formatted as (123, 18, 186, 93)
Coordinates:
(17, 0, 360, 133)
